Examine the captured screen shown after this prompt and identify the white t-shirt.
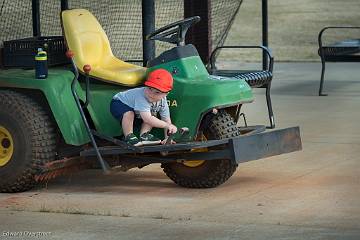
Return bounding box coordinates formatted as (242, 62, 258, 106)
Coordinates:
(113, 87, 170, 119)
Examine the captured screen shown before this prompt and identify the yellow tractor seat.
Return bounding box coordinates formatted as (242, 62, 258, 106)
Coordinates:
(61, 8, 146, 86)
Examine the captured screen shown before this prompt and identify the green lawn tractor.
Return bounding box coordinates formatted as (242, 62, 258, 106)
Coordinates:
(0, 6, 301, 193)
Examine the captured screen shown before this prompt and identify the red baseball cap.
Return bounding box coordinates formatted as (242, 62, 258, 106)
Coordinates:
(145, 69, 173, 92)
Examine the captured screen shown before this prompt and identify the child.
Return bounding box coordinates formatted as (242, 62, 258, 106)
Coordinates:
(110, 68, 178, 146)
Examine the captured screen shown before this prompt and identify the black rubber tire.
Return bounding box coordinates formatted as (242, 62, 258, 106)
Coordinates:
(0, 90, 56, 193)
(162, 111, 239, 188)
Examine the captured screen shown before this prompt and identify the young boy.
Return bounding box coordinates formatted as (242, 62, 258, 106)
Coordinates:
(110, 68, 178, 146)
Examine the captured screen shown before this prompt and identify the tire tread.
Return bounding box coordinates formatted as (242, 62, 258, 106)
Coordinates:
(0, 90, 56, 193)
(162, 111, 239, 188)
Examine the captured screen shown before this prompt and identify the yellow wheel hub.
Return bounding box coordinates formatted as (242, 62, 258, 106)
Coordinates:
(183, 160, 205, 167)
(181, 133, 207, 168)
(0, 126, 14, 167)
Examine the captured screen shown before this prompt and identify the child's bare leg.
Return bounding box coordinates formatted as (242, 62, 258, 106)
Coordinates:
(122, 111, 135, 136)
(140, 122, 153, 135)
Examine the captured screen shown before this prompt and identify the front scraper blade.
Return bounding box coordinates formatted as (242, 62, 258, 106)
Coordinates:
(229, 126, 302, 164)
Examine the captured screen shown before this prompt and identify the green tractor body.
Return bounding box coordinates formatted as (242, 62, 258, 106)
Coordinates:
(0, 51, 253, 145)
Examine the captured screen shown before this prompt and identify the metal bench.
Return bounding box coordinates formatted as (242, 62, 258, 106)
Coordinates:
(208, 45, 275, 129)
(318, 26, 360, 96)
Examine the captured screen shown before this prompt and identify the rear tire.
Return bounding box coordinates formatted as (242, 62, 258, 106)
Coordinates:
(0, 90, 56, 193)
(162, 111, 239, 188)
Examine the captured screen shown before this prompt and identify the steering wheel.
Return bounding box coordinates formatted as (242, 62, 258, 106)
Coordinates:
(146, 16, 201, 46)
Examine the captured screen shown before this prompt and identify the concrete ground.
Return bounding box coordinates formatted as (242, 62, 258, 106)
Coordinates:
(1, 62, 360, 240)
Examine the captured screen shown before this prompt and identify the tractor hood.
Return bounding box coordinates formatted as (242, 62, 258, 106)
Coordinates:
(148, 50, 254, 138)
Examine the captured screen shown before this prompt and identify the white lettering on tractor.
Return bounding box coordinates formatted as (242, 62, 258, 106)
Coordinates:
(167, 100, 178, 107)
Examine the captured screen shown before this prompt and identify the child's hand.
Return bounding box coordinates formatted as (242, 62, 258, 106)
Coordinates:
(166, 123, 177, 134)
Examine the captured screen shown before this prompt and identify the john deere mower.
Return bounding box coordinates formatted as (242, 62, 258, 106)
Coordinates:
(0, 4, 301, 193)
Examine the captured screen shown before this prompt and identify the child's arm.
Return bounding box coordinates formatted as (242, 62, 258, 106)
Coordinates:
(140, 112, 177, 132)
(158, 98, 177, 134)
(163, 117, 177, 135)
(161, 117, 177, 144)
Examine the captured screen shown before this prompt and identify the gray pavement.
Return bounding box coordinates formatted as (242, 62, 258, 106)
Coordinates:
(1, 62, 360, 240)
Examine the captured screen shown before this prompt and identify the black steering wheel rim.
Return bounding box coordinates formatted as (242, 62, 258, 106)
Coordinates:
(146, 16, 201, 46)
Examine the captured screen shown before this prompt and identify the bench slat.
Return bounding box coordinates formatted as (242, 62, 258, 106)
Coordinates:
(318, 26, 360, 95)
(210, 69, 272, 88)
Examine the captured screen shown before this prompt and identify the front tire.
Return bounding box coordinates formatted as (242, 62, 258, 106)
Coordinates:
(0, 90, 56, 193)
(162, 111, 239, 188)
